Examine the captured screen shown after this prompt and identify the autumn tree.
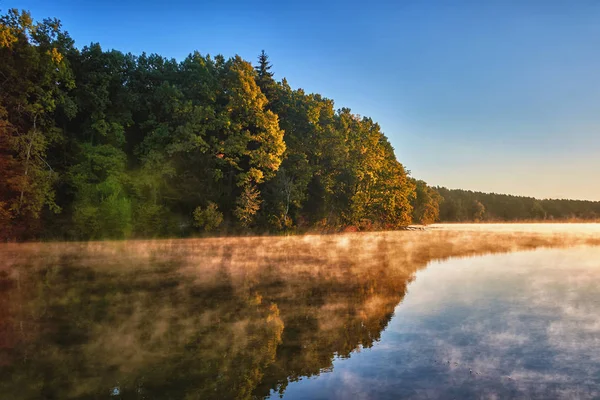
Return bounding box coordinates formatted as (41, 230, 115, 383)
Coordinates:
(472, 200, 486, 221)
(0, 9, 75, 239)
(411, 179, 442, 225)
(0, 10, 454, 239)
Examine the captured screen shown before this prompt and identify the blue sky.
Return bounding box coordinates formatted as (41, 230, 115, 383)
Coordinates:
(7, 0, 600, 200)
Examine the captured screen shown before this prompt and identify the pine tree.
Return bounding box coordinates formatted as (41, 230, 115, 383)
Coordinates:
(255, 50, 273, 80)
(255, 50, 277, 108)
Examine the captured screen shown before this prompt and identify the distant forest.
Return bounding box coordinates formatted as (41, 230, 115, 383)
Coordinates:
(0, 10, 598, 240)
(437, 187, 600, 222)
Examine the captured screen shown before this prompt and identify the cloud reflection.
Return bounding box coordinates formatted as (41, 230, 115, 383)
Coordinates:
(280, 246, 600, 399)
(0, 228, 599, 399)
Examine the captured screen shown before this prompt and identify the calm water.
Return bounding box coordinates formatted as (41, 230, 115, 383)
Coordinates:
(1, 228, 599, 399)
(276, 246, 600, 400)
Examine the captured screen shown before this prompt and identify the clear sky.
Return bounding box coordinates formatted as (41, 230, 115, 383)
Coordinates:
(6, 0, 600, 200)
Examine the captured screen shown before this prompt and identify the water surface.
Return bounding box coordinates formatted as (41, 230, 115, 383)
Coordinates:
(276, 246, 600, 399)
(1, 228, 599, 399)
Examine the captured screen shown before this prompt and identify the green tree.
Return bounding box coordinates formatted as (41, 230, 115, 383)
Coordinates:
(436, 187, 600, 222)
(138, 54, 285, 228)
(69, 144, 132, 239)
(130, 151, 177, 237)
(411, 179, 442, 225)
(64, 44, 134, 239)
(255, 50, 278, 107)
(0, 9, 451, 239)
(531, 201, 546, 220)
(0, 9, 74, 238)
(193, 202, 223, 232)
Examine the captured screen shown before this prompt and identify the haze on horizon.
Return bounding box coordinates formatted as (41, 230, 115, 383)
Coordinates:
(10, 0, 600, 201)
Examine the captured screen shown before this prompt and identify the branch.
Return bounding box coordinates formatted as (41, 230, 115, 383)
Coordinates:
(37, 155, 54, 172)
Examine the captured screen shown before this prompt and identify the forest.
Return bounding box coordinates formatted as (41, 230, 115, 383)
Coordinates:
(0, 9, 443, 240)
(437, 187, 600, 222)
(1, 9, 598, 240)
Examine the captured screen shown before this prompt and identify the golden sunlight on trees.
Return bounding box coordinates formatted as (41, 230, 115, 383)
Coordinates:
(0, 9, 432, 240)
(2, 9, 597, 240)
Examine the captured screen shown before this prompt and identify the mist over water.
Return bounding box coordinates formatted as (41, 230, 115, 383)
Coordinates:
(1, 225, 599, 399)
(276, 246, 600, 399)
(433, 223, 600, 235)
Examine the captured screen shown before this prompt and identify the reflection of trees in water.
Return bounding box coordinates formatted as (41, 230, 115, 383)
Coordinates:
(1, 231, 598, 399)
(252, 238, 411, 398)
(1, 256, 284, 399)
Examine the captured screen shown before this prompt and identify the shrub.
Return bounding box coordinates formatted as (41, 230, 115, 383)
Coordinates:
(193, 202, 223, 232)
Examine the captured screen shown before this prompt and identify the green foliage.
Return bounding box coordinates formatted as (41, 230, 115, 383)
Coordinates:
(255, 50, 278, 109)
(0, 9, 74, 238)
(193, 202, 223, 232)
(0, 9, 442, 240)
(411, 179, 442, 225)
(261, 164, 310, 229)
(133, 202, 169, 236)
(437, 187, 600, 222)
(6, 8, 600, 240)
(531, 201, 547, 220)
(69, 144, 132, 239)
(130, 152, 177, 236)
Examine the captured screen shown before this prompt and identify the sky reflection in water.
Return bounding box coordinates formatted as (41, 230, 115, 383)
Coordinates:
(277, 246, 600, 400)
(1, 228, 599, 399)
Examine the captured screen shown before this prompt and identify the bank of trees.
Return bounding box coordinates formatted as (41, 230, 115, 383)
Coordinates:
(1, 9, 444, 240)
(4, 9, 598, 240)
(437, 187, 600, 222)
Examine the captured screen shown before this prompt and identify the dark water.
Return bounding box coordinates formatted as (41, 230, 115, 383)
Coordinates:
(1, 233, 599, 399)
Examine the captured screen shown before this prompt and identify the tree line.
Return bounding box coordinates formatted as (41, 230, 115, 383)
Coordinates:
(1, 9, 597, 240)
(437, 187, 600, 222)
(1, 9, 444, 240)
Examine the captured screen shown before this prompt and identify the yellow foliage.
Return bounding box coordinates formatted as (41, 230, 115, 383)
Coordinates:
(0, 25, 18, 48)
(48, 47, 64, 64)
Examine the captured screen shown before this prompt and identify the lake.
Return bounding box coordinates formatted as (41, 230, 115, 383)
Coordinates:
(1, 225, 599, 399)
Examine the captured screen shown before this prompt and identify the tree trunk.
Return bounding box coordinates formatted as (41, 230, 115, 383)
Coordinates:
(18, 114, 37, 214)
